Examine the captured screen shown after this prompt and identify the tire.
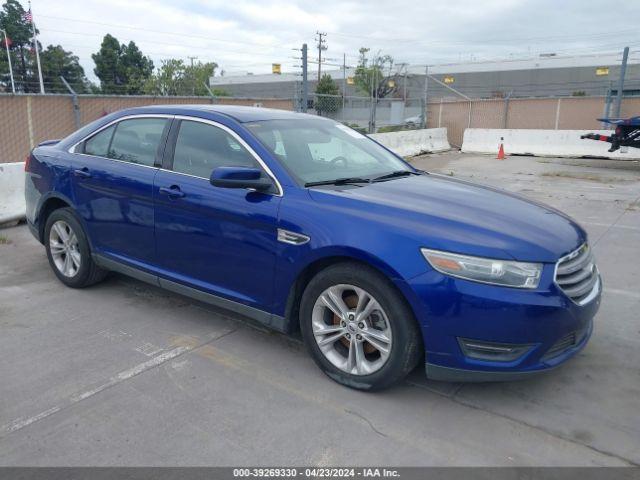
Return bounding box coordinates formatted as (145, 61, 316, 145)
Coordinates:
(300, 262, 422, 391)
(44, 207, 108, 288)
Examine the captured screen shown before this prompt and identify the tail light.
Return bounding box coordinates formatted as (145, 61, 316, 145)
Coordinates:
(24, 154, 31, 172)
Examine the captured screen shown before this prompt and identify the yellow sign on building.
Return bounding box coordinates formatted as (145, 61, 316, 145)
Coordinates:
(596, 67, 609, 76)
(443, 76, 455, 84)
(272, 63, 281, 75)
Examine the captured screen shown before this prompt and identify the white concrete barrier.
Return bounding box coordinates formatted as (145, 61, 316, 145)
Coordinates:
(462, 128, 640, 160)
(0, 162, 26, 226)
(370, 128, 450, 157)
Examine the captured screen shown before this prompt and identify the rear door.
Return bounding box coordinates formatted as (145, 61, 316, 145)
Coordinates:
(70, 116, 171, 267)
(153, 118, 282, 312)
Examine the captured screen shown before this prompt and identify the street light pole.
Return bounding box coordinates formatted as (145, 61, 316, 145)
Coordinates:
(28, 1, 45, 94)
(1, 29, 15, 93)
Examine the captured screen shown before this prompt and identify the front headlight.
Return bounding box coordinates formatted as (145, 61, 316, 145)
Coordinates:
(421, 248, 542, 289)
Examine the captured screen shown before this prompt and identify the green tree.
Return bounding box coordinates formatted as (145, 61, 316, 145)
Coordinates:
(354, 49, 397, 100)
(185, 60, 217, 96)
(40, 44, 88, 93)
(144, 58, 218, 96)
(0, 0, 39, 92)
(92, 34, 154, 94)
(354, 48, 398, 131)
(314, 73, 340, 116)
(144, 58, 184, 96)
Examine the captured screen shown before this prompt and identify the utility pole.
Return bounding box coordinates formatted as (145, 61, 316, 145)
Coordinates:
(403, 67, 407, 102)
(1, 29, 15, 93)
(188, 56, 198, 95)
(301, 43, 308, 113)
(342, 53, 346, 118)
(396, 63, 408, 101)
(613, 46, 629, 118)
(602, 81, 613, 128)
(316, 31, 327, 81)
(422, 65, 429, 128)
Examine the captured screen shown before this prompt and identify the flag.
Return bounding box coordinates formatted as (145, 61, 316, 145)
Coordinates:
(22, 9, 33, 23)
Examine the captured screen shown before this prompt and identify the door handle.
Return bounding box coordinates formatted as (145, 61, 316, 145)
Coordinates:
(73, 167, 91, 178)
(159, 185, 186, 198)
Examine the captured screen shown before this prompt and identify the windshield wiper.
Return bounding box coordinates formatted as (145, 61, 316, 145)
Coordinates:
(304, 177, 371, 187)
(372, 170, 420, 182)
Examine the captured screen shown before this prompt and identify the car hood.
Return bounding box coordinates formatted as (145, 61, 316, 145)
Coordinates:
(307, 174, 586, 263)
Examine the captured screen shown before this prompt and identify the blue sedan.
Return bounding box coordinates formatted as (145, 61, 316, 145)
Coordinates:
(24, 105, 601, 390)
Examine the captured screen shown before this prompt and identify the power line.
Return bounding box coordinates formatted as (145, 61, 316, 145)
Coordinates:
(38, 28, 296, 59)
(36, 13, 295, 51)
(51, 40, 297, 70)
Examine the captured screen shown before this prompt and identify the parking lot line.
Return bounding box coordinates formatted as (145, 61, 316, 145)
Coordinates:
(1, 346, 190, 435)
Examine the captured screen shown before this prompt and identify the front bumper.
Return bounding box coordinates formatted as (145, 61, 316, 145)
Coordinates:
(405, 267, 601, 382)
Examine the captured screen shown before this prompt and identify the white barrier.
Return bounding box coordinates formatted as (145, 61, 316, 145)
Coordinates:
(0, 162, 26, 225)
(370, 128, 450, 157)
(462, 128, 640, 160)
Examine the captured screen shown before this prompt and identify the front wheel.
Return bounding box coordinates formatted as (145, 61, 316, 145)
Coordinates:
(300, 263, 422, 391)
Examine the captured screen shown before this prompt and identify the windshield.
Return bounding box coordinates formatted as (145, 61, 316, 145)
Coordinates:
(245, 119, 412, 185)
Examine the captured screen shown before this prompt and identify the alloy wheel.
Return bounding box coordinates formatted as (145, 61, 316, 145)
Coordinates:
(311, 284, 393, 376)
(49, 220, 81, 278)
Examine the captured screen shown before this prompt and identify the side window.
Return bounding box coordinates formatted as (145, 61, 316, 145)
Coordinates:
(172, 121, 259, 178)
(108, 118, 167, 166)
(84, 125, 115, 157)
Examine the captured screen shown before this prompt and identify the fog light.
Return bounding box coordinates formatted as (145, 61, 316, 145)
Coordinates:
(458, 338, 532, 362)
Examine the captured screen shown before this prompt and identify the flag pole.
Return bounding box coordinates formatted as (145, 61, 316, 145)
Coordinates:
(28, 1, 44, 94)
(1, 29, 15, 93)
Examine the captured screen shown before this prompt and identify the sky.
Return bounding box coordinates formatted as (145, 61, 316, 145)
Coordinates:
(27, 0, 640, 83)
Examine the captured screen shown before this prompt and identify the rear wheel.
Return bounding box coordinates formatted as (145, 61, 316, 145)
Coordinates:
(300, 263, 422, 391)
(44, 208, 108, 288)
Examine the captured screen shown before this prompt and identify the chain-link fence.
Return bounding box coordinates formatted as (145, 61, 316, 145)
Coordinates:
(3, 91, 640, 163)
(0, 94, 295, 163)
(308, 93, 426, 133)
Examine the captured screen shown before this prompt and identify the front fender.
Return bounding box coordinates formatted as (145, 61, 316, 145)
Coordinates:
(273, 188, 431, 320)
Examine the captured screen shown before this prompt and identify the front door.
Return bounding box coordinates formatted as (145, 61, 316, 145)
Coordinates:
(153, 119, 281, 312)
(71, 116, 170, 267)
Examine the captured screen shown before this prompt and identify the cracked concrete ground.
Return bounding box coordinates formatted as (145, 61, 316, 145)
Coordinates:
(0, 152, 638, 466)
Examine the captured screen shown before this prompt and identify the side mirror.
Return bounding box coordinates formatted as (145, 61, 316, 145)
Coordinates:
(210, 166, 273, 192)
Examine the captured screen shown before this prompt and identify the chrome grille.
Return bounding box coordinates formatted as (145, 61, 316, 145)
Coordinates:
(555, 244, 599, 305)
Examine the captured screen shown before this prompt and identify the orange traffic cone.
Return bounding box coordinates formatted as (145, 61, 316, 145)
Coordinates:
(497, 138, 505, 160)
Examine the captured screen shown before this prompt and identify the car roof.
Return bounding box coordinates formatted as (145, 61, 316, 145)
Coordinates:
(117, 104, 322, 123)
